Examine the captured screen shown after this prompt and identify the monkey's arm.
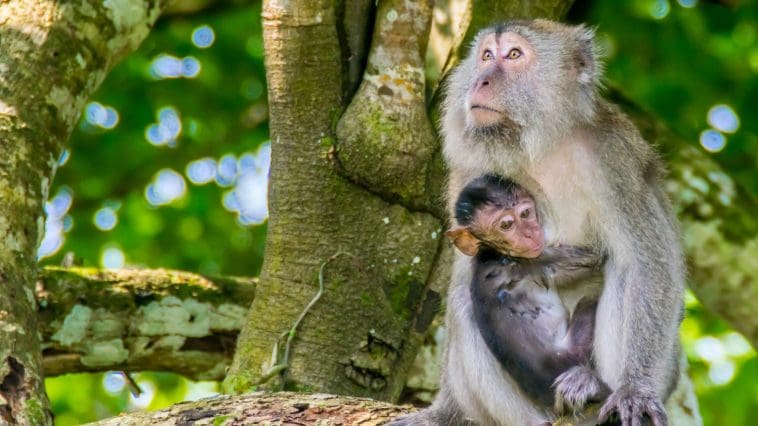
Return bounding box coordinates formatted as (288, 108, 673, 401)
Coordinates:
(522, 246, 604, 288)
(594, 149, 684, 426)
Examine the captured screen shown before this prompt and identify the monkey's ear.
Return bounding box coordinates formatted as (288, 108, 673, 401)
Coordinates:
(573, 25, 601, 86)
(445, 227, 480, 256)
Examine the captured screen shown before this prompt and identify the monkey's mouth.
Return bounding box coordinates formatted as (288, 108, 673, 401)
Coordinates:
(470, 104, 502, 114)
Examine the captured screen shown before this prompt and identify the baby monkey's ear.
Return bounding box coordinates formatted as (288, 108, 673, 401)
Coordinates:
(445, 226, 480, 257)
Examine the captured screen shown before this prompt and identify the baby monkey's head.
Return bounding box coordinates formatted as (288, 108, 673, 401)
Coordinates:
(446, 174, 545, 258)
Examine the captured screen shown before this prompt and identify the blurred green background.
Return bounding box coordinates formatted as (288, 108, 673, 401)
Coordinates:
(40, 1, 756, 425)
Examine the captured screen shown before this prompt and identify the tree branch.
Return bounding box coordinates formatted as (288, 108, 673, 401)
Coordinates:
(335, 0, 444, 216)
(86, 391, 410, 425)
(37, 267, 255, 381)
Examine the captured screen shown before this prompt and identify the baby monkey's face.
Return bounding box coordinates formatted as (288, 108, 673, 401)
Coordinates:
(447, 188, 545, 259)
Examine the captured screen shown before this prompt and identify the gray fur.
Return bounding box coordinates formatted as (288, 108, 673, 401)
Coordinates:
(397, 19, 685, 426)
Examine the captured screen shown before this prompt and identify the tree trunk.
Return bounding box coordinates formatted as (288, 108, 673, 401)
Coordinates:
(0, 0, 170, 422)
(223, 0, 442, 401)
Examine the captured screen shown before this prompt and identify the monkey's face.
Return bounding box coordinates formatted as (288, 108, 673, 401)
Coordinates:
(466, 31, 536, 131)
(473, 194, 545, 258)
(446, 190, 545, 258)
(444, 20, 601, 148)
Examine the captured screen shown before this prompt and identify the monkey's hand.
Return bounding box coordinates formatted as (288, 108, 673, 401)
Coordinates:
(553, 365, 610, 414)
(598, 386, 667, 426)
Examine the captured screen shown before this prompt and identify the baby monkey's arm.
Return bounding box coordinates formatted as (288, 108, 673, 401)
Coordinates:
(522, 246, 604, 289)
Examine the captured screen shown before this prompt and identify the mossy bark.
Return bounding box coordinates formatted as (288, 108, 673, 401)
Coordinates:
(0, 0, 167, 423)
(38, 267, 255, 380)
(223, 0, 444, 401)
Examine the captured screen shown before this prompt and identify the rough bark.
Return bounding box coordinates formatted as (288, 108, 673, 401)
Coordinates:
(223, 0, 443, 401)
(85, 392, 411, 426)
(37, 267, 255, 380)
(0, 0, 168, 423)
(335, 0, 444, 216)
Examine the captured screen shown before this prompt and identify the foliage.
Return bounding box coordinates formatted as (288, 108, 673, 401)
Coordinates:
(40, 1, 755, 425)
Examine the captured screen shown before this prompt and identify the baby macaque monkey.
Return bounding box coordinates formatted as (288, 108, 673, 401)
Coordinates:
(446, 175, 611, 411)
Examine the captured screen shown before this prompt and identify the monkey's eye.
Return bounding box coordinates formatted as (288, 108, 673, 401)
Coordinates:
(482, 49, 495, 62)
(520, 209, 531, 219)
(500, 219, 513, 230)
(506, 48, 522, 60)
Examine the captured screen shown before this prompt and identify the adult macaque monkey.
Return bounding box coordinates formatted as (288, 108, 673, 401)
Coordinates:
(393, 19, 683, 426)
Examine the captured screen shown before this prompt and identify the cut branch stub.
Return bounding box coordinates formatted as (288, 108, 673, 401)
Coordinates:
(335, 0, 441, 213)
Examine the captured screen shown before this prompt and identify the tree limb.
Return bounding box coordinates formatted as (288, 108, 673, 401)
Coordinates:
(335, 0, 444, 216)
(85, 391, 411, 425)
(37, 267, 255, 381)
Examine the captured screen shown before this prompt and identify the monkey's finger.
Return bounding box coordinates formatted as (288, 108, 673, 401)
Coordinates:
(646, 406, 668, 426)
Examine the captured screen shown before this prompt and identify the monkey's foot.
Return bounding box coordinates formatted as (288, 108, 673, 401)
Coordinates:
(598, 386, 667, 426)
(552, 365, 610, 413)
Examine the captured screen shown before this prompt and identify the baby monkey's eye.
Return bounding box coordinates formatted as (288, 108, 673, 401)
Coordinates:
(482, 49, 495, 62)
(520, 209, 531, 219)
(500, 219, 514, 230)
(506, 48, 522, 60)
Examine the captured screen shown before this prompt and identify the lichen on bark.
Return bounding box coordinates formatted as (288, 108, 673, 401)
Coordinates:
(0, 0, 169, 422)
(38, 267, 255, 380)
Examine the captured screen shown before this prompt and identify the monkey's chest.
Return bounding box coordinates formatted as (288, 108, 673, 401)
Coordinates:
(526, 141, 603, 246)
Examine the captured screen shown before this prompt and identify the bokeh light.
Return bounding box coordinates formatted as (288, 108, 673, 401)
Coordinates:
(650, 0, 671, 19)
(94, 206, 118, 231)
(181, 57, 201, 78)
(229, 143, 270, 225)
(145, 107, 182, 147)
(84, 102, 120, 129)
(186, 157, 217, 185)
(150, 54, 202, 79)
(676, 0, 697, 7)
(699, 129, 726, 153)
(216, 154, 238, 187)
(101, 245, 125, 269)
(192, 25, 215, 48)
(707, 104, 740, 134)
(58, 149, 70, 166)
(709, 360, 736, 386)
(145, 169, 187, 206)
(102, 372, 126, 395)
(128, 381, 155, 409)
(38, 187, 74, 259)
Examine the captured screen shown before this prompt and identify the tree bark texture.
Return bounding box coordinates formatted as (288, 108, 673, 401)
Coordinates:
(37, 267, 255, 380)
(0, 0, 168, 423)
(86, 391, 412, 426)
(223, 0, 443, 401)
